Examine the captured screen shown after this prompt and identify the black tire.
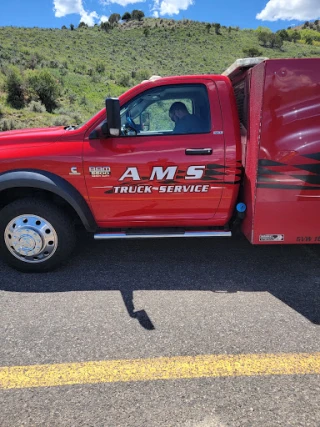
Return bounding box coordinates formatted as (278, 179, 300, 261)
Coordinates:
(0, 198, 76, 272)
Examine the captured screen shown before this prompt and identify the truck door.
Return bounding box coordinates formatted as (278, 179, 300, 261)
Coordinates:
(83, 80, 225, 226)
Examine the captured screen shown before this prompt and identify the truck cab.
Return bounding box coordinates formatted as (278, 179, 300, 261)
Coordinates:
(83, 75, 241, 229)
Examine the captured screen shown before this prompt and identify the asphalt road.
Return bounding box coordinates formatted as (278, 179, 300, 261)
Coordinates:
(1, 234, 320, 426)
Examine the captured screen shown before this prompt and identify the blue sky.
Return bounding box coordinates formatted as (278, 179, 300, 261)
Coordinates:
(0, 0, 319, 31)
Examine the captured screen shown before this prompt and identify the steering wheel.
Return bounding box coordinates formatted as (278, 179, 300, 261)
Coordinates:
(126, 116, 138, 132)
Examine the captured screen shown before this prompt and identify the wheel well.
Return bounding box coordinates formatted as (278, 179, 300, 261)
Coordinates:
(0, 187, 84, 229)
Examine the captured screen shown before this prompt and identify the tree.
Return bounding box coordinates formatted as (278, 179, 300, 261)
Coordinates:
(131, 10, 144, 21)
(291, 30, 301, 43)
(273, 34, 284, 48)
(78, 21, 88, 28)
(27, 70, 60, 113)
(61, 25, 67, 30)
(258, 31, 271, 46)
(242, 47, 263, 57)
(256, 26, 272, 34)
(277, 29, 290, 41)
(109, 13, 121, 25)
(213, 23, 221, 35)
(122, 12, 131, 22)
(205, 23, 211, 34)
(100, 21, 111, 32)
(5, 66, 25, 109)
(70, 24, 75, 31)
(305, 36, 313, 45)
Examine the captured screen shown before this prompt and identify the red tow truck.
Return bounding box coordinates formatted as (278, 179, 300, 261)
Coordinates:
(0, 57, 319, 272)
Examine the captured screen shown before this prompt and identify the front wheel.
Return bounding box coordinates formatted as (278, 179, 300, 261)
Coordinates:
(0, 198, 76, 272)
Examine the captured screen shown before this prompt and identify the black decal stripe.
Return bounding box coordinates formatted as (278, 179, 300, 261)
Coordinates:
(207, 164, 225, 169)
(293, 164, 320, 174)
(302, 152, 320, 161)
(201, 177, 220, 181)
(258, 159, 287, 167)
(258, 167, 282, 175)
(204, 171, 226, 176)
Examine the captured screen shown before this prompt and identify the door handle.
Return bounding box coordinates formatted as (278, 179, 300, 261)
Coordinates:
(185, 148, 212, 155)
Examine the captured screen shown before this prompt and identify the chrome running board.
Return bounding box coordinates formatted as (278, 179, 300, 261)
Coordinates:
(94, 231, 232, 240)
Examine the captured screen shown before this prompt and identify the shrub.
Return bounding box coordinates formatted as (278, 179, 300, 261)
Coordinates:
(95, 62, 105, 74)
(305, 36, 313, 45)
(28, 100, 46, 113)
(52, 115, 70, 126)
(117, 74, 131, 87)
(0, 118, 18, 131)
(136, 68, 151, 80)
(5, 66, 25, 109)
(80, 95, 88, 105)
(243, 47, 263, 57)
(68, 93, 77, 104)
(100, 21, 111, 32)
(27, 70, 60, 112)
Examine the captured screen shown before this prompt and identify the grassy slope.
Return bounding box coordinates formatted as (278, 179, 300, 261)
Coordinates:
(0, 19, 319, 129)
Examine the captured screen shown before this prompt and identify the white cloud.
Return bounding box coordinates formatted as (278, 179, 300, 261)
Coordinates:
(100, 15, 109, 23)
(100, 0, 145, 6)
(153, 0, 194, 16)
(53, 0, 83, 17)
(257, 0, 320, 21)
(80, 10, 99, 25)
(53, 0, 100, 25)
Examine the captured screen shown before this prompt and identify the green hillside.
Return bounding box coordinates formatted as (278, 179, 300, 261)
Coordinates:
(0, 19, 319, 130)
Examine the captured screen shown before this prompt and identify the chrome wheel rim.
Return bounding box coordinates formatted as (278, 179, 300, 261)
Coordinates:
(4, 215, 58, 264)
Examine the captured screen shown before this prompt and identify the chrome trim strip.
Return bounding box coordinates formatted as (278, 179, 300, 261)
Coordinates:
(94, 231, 232, 240)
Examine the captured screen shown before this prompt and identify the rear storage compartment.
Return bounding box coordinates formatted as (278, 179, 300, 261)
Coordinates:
(225, 58, 320, 244)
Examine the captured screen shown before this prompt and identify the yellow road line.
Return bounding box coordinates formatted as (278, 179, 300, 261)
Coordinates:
(1, 352, 320, 390)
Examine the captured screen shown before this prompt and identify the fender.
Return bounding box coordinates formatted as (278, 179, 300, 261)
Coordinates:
(0, 169, 97, 232)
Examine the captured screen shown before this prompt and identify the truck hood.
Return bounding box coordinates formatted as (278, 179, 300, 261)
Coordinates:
(0, 126, 67, 143)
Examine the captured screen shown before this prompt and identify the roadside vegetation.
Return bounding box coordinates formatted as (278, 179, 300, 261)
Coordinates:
(0, 16, 319, 130)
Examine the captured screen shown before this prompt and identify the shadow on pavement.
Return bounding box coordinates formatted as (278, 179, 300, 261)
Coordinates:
(0, 234, 319, 328)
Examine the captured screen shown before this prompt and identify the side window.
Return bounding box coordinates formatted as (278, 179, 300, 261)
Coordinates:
(120, 84, 211, 137)
(146, 99, 192, 132)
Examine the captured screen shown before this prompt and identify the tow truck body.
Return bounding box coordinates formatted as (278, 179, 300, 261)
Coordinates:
(0, 57, 319, 271)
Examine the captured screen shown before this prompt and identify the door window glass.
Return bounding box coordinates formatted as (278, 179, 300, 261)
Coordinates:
(120, 84, 211, 136)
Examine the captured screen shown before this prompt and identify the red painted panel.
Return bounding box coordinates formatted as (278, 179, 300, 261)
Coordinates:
(247, 58, 320, 244)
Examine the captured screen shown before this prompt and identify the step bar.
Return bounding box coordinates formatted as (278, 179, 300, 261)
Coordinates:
(94, 231, 232, 240)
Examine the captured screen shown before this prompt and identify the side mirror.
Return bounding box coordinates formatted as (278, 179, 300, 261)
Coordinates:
(105, 98, 121, 136)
